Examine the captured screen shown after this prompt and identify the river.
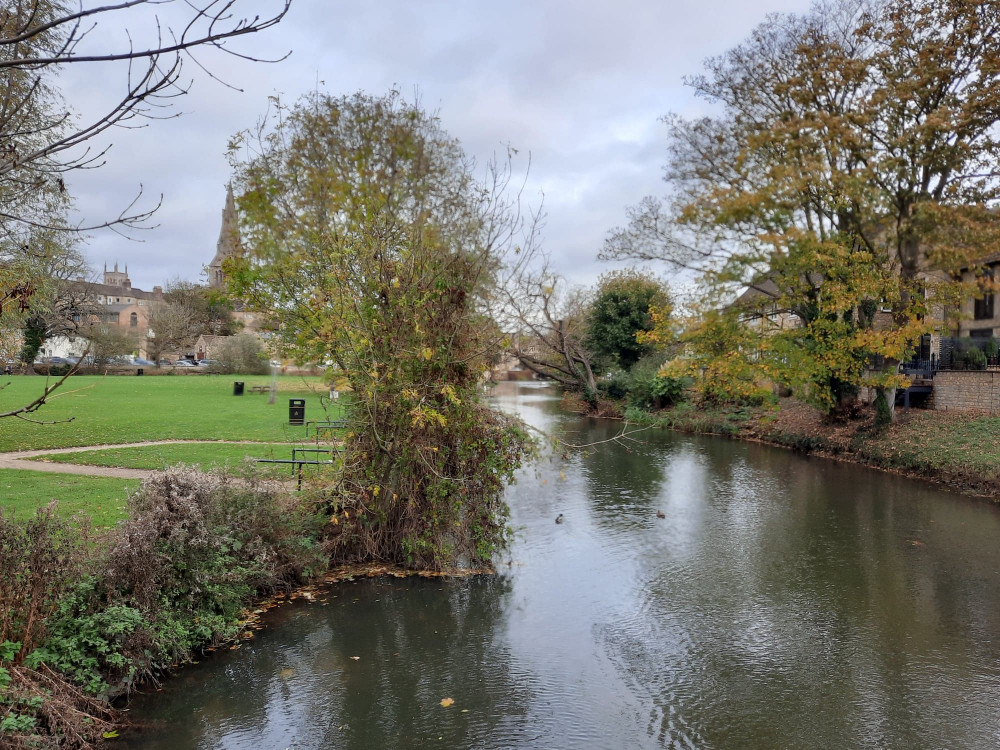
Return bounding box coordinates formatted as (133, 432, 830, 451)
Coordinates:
(121, 382, 1000, 749)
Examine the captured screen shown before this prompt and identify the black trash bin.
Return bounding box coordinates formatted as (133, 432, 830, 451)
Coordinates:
(233, 381, 245, 396)
(289, 398, 305, 425)
(136, 368, 143, 376)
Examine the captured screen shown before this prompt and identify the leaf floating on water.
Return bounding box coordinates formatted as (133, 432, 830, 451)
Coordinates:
(350, 656, 361, 660)
(440, 697, 455, 707)
(279, 668, 296, 679)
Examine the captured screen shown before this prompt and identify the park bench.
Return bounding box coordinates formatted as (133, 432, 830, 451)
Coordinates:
(253, 446, 342, 489)
(249, 385, 270, 394)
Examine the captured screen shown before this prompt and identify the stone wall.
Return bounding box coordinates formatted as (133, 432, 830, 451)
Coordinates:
(933, 370, 1000, 414)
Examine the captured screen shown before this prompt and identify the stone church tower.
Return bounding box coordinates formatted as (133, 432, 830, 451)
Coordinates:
(103, 261, 131, 289)
(208, 184, 241, 289)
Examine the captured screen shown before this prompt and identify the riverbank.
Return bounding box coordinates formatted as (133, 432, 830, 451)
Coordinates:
(625, 399, 1000, 501)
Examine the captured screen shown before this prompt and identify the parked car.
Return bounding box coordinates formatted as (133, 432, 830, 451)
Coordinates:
(197, 359, 218, 367)
(157, 358, 174, 366)
(174, 359, 198, 367)
(133, 357, 155, 366)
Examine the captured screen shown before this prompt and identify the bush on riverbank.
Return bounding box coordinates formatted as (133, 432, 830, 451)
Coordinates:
(0, 506, 115, 747)
(0, 469, 327, 747)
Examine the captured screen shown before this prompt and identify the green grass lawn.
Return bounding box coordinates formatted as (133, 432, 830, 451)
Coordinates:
(0, 470, 138, 527)
(860, 411, 1000, 478)
(0, 375, 345, 452)
(27, 442, 331, 471)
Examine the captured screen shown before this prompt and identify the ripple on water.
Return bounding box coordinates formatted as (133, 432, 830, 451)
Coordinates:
(120, 384, 1000, 749)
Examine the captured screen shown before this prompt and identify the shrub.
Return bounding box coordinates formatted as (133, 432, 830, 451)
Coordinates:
(598, 370, 630, 400)
(0, 509, 113, 748)
(959, 346, 987, 370)
(1, 640, 115, 749)
(209, 334, 270, 374)
(0, 505, 84, 661)
(624, 355, 688, 409)
(37, 469, 326, 695)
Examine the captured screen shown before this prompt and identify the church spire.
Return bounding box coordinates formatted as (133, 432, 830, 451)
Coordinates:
(209, 183, 241, 289)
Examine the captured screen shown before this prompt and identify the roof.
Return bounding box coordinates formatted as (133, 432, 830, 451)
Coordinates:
(733, 272, 825, 308)
(71, 281, 161, 300)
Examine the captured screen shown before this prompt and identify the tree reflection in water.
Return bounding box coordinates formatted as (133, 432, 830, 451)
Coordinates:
(122, 575, 535, 749)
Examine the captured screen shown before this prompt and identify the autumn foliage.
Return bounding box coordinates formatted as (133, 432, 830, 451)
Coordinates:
(229, 91, 533, 569)
(606, 0, 1000, 418)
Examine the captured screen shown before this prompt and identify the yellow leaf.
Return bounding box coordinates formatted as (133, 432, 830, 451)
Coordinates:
(330, 516, 339, 525)
(422, 347, 434, 360)
(440, 697, 455, 707)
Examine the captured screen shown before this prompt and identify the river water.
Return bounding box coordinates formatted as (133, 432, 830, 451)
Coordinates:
(121, 382, 1000, 749)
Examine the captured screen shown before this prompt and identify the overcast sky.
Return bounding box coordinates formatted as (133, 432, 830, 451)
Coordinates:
(61, 0, 812, 292)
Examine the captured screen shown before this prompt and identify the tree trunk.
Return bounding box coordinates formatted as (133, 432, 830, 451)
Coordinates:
(875, 357, 900, 427)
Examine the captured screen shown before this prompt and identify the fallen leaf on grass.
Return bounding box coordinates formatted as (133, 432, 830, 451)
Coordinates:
(440, 697, 454, 707)
(350, 656, 360, 660)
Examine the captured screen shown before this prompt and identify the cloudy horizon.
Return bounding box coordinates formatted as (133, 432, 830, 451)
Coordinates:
(61, 0, 812, 293)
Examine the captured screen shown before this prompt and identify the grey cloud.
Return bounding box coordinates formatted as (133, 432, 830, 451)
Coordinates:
(59, 0, 813, 292)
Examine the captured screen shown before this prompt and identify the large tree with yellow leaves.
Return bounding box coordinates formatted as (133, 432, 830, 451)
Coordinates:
(229, 91, 536, 569)
(606, 0, 1000, 420)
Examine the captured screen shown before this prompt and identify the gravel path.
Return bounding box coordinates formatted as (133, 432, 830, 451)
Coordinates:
(0, 440, 280, 480)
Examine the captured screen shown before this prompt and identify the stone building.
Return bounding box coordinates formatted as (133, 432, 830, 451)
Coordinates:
(84, 262, 164, 336)
(35, 186, 262, 362)
(955, 257, 1000, 339)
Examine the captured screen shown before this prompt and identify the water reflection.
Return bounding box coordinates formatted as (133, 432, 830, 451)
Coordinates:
(124, 576, 536, 749)
(123, 383, 1000, 749)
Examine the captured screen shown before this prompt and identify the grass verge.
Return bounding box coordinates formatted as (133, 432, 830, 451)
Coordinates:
(0, 470, 137, 527)
(0, 375, 343, 452)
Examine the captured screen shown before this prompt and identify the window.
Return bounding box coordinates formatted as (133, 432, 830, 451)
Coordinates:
(975, 268, 996, 320)
(975, 292, 995, 320)
(130, 312, 138, 327)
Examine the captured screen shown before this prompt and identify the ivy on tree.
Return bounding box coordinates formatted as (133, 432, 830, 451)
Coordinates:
(229, 91, 537, 569)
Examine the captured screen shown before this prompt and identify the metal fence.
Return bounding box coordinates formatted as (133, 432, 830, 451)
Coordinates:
(900, 336, 1000, 374)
